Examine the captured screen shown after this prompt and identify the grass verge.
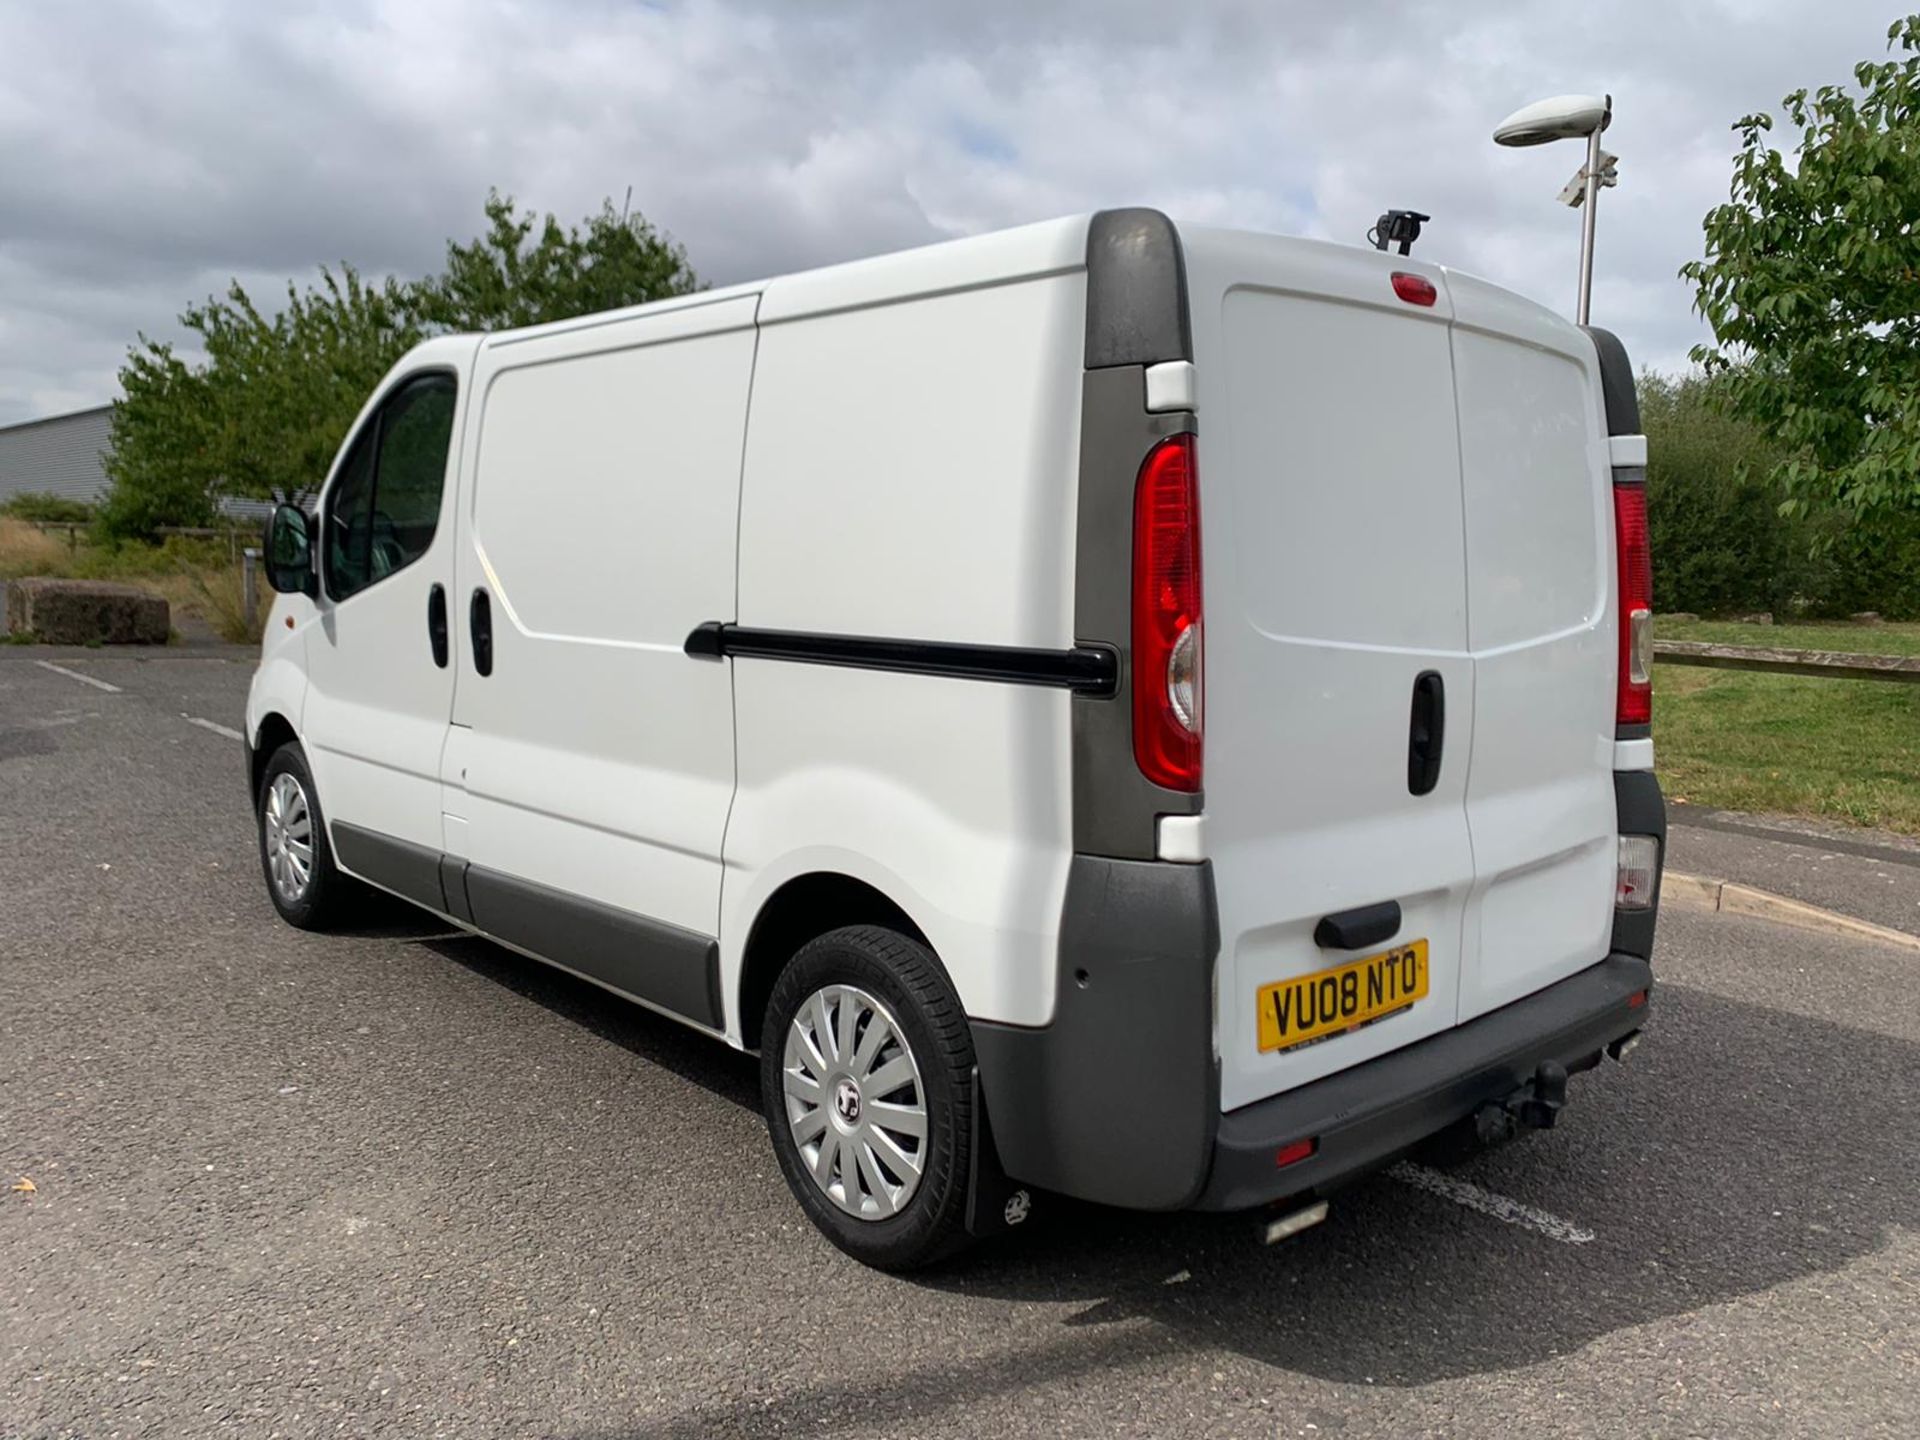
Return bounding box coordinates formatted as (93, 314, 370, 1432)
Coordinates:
(1655, 663, 1920, 835)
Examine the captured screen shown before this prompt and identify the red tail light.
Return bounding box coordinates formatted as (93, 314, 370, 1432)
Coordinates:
(1613, 481, 1652, 726)
(1132, 434, 1203, 791)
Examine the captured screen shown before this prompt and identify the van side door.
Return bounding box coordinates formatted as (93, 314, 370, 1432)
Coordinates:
(302, 358, 472, 904)
(444, 296, 759, 1031)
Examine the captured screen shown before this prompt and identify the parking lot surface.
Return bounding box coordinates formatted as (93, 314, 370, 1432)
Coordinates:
(3, 648, 1917, 1438)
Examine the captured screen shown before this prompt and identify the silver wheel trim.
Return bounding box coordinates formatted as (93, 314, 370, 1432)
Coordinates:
(263, 771, 315, 903)
(782, 984, 929, 1221)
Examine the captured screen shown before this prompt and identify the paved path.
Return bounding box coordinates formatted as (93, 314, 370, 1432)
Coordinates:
(3, 649, 1916, 1438)
(1669, 805, 1920, 937)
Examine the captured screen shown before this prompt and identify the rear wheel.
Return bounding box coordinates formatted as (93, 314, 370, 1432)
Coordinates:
(256, 740, 351, 930)
(760, 926, 976, 1271)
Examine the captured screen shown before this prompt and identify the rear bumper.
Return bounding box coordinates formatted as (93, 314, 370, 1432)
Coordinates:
(972, 773, 1664, 1217)
(1192, 952, 1650, 1211)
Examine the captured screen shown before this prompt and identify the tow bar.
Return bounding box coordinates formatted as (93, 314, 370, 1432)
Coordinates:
(1474, 1060, 1570, 1146)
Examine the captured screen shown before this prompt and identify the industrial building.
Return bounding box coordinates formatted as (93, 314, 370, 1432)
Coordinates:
(0, 404, 113, 508)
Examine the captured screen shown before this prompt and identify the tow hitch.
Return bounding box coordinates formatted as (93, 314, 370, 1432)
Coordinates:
(1474, 1060, 1570, 1145)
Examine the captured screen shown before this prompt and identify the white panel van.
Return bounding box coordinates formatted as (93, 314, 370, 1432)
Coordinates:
(248, 210, 1665, 1270)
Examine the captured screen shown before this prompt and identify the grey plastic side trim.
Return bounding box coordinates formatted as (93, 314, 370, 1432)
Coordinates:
(1071, 367, 1203, 858)
(1612, 769, 1666, 960)
(1583, 326, 1641, 436)
(1085, 209, 1192, 369)
(439, 855, 474, 925)
(464, 864, 723, 1030)
(331, 822, 447, 913)
(971, 855, 1219, 1211)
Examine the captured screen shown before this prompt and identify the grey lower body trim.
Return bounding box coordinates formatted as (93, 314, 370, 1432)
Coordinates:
(439, 855, 474, 925)
(329, 822, 721, 1030)
(332, 822, 447, 913)
(971, 855, 1219, 1211)
(1613, 769, 1667, 960)
(464, 864, 722, 1030)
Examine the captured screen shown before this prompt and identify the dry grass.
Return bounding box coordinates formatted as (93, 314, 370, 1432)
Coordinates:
(154, 566, 266, 645)
(0, 516, 71, 575)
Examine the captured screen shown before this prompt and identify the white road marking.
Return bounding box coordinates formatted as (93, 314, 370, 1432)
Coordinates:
(1387, 1161, 1596, 1245)
(183, 714, 244, 742)
(34, 660, 121, 693)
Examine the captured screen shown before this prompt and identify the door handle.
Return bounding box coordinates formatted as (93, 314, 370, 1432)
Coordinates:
(1314, 900, 1403, 951)
(427, 584, 449, 668)
(469, 587, 493, 677)
(1407, 670, 1444, 796)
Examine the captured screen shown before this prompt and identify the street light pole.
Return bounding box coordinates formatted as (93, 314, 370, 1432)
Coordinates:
(1576, 124, 1603, 325)
(1493, 93, 1614, 325)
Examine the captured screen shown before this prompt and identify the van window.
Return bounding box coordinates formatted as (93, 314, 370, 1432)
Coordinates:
(325, 373, 457, 602)
(324, 429, 377, 600)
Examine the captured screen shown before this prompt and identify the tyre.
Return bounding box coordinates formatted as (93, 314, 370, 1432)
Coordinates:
(760, 925, 977, 1271)
(256, 740, 351, 930)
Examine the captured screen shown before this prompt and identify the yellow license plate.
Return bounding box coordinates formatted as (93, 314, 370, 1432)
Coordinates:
(1257, 940, 1429, 1054)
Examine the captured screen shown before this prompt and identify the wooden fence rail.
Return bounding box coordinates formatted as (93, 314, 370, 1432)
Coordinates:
(1654, 639, 1920, 684)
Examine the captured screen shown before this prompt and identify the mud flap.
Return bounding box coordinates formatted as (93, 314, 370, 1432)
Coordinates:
(965, 1068, 1032, 1237)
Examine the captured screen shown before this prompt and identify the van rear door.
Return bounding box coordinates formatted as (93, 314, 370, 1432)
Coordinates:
(1446, 274, 1618, 1019)
(1186, 234, 1478, 1113)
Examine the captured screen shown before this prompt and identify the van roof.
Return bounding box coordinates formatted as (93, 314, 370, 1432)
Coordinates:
(454, 212, 1563, 355)
(463, 214, 1093, 353)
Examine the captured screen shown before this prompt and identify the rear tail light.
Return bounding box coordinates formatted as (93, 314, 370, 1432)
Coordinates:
(1613, 481, 1652, 726)
(1132, 434, 1203, 791)
(1616, 834, 1660, 909)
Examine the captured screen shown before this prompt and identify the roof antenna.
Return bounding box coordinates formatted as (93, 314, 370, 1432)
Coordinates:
(1368, 209, 1430, 257)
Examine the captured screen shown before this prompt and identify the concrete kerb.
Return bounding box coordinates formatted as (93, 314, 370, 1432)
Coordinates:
(1663, 869, 1920, 954)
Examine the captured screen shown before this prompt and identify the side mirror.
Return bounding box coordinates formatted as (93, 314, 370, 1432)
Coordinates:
(265, 504, 318, 597)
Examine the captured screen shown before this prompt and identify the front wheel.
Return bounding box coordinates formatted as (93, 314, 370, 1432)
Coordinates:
(256, 740, 352, 930)
(760, 926, 977, 1271)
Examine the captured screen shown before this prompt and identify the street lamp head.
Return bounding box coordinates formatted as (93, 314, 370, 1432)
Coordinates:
(1493, 93, 1611, 147)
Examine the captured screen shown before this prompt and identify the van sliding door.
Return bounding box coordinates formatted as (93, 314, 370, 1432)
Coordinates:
(445, 296, 759, 1029)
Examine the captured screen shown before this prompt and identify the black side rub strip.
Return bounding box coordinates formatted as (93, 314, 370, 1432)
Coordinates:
(684, 622, 1118, 696)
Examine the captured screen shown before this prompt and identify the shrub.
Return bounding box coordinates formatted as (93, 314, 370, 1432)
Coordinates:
(0, 491, 94, 524)
(1637, 371, 1920, 619)
(1640, 371, 1804, 616)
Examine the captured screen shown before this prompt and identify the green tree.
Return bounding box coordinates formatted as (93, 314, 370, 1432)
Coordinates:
(100, 267, 421, 537)
(99, 192, 696, 537)
(1682, 16, 1920, 519)
(96, 340, 223, 537)
(410, 190, 699, 332)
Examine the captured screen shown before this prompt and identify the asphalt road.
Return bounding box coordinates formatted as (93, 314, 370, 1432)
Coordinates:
(3, 647, 1917, 1439)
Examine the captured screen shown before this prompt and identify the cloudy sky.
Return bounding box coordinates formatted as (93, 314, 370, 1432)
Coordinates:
(0, 0, 1898, 424)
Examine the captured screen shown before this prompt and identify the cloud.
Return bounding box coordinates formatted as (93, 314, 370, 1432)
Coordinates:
(0, 0, 1895, 422)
